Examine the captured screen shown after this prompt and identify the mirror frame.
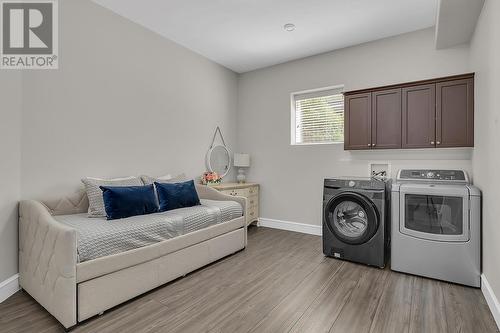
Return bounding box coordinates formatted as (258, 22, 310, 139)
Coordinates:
(206, 144, 232, 178)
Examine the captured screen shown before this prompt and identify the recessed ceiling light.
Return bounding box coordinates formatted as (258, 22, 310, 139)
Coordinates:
(284, 23, 295, 32)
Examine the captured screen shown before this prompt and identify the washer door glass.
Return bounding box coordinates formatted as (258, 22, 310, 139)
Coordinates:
(332, 201, 368, 238)
(325, 192, 379, 245)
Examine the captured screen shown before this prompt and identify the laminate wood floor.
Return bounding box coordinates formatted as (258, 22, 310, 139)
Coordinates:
(0, 227, 497, 333)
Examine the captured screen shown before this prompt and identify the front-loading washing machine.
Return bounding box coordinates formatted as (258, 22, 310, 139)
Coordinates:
(323, 177, 391, 268)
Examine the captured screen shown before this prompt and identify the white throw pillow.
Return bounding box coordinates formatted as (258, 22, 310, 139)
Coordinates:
(81, 176, 143, 217)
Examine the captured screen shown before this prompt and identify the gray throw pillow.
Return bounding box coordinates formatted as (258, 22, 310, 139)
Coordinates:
(81, 176, 143, 217)
(140, 174, 188, 207)
(140, 173, 187, 185)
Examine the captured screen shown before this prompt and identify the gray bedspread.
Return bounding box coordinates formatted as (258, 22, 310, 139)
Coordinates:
(55, 199, 243, 262)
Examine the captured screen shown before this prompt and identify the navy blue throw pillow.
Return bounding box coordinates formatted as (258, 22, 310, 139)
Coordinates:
(100, 184, 158, 220)
(155, 180, 201, 212)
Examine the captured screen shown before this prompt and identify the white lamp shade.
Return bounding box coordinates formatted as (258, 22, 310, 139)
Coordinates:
(234, 153, 250, 167)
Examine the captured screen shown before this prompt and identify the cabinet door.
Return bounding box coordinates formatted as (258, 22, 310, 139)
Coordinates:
(436, 78, 474, 147)
(402, 84, 436, 148)
(344, 93, 372, 150)
(372, 88, 402, 149)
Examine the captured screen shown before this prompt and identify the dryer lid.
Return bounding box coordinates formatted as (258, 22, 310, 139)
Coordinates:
(397, 183, 470, 197)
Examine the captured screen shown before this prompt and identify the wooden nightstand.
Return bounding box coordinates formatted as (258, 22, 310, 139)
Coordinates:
(209, 182, 259, 226)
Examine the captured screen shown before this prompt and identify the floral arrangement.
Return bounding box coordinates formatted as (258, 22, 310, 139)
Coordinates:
(201, 171, 221, 185)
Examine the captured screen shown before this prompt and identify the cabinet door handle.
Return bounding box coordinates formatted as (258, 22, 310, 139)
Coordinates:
(431, 141, 435, 145)
(372, 143, 376, 147)
(367, 143, 371, 147)
(436, 141, 441, 145)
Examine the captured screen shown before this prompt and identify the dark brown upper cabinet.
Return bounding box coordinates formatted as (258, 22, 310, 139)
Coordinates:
(402, 84, 436, 148)
(343, 73, 474, 150)
(436, 78, 474, 147)
(345, 92, 372, 150)
(372, 89, 402, 149)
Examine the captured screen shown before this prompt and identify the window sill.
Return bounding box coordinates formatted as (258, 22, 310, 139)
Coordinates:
(291, 142, 344, 146)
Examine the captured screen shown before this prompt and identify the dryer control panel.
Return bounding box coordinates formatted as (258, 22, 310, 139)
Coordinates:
(397, 169, 468, 183)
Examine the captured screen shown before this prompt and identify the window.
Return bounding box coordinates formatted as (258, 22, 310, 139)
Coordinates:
(291, 86, 344, 145)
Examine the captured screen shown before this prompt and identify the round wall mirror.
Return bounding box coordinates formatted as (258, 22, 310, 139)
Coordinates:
(206, 145, 231, 178)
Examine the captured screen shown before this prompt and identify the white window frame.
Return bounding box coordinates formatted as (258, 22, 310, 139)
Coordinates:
(290, 84, 345, 146)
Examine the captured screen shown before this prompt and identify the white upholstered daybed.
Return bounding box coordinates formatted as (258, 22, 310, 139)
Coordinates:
(18, 184, 246, 329)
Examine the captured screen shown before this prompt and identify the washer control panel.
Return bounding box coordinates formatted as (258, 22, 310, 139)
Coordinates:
(398, 169, 468, 183)
(324, 177, 387, 190)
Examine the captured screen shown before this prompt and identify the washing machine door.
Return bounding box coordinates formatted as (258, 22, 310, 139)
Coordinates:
(324, 192, 380, 245)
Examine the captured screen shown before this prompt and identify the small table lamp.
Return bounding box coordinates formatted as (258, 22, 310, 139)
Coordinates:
(234, 153, 250, 183)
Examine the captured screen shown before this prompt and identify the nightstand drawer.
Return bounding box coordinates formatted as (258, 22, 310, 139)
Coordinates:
(220, 189, 247, 197)
(221, 188, 249, 197)
(247, 195, 258, 206)
(247, 206, 258, 221)
(232, 188, 249, 197)
(220, 189, 234, 196)
(248, 186, 258, 195)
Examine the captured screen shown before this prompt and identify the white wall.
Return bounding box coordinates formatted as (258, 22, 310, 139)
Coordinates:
(470, 0, 500, 315)
(237, 28, 472, 226)
(0, 72, 22, 281)
(21, 0, 238, 199)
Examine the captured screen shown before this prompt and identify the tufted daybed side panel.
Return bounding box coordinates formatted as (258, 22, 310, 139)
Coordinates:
(19, 200, 78, 328)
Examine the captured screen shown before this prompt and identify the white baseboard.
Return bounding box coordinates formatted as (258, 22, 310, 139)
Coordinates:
(482, 274, 500, 330)
(257, 218, 322, 236)
(0, 274, 19, 303)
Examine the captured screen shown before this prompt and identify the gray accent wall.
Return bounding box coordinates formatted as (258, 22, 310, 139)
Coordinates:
(0, 0, 238, 284)
(21, 0, 238, 199)
(470, 0, 500, 311)
(236, 28, 472, 227)
(0, 72, 22, 282)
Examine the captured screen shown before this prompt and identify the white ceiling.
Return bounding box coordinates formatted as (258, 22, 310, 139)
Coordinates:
(93, 0, 438, 73)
